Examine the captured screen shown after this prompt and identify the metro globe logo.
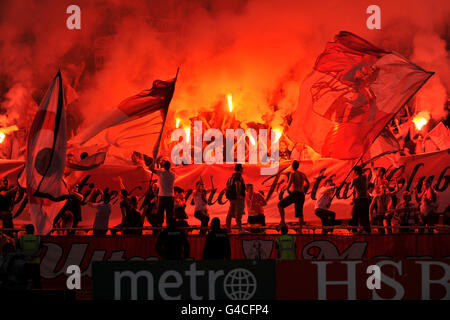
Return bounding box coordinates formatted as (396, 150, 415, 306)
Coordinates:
(93, 261, 275, 300)
(223, 268, 257, 300)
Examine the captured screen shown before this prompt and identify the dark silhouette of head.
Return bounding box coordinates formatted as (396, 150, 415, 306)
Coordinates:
(167, 217, 177, 228)
(211, 217, 220, 230)
(292, 160, 299, 170)
(402, 191, 411, 202)
(235, 163, 243, 172)
(280, 225, 288, 235)
(80, 152, 89, 160)
(25, 224, 35, 235)
(354, 166, 363, 176)
(163, 160, 171, 171)
(103, 192, 111, 204)
(144, 155, 153, 168)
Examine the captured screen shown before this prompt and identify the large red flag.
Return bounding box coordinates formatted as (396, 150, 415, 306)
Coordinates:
(288, 31, 433, 159)
(23, 71, 69, 235)
(73, 77, 177, 157)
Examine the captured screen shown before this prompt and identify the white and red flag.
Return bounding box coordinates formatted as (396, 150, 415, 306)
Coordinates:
(288, 31, 433, 159)
(73, 76, 177, 157)
(22, 71, 69, 235)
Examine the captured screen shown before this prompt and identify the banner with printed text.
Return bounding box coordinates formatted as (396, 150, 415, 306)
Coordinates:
(0, 149, 448, 227)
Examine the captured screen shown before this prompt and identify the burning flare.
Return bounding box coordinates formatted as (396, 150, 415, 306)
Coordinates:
(412, 111, 430, 131)
(0, 125, 19, 144)
(176, 118, 180, 129)
(273, 128, 283, 143)
(227, 94, 233, 113)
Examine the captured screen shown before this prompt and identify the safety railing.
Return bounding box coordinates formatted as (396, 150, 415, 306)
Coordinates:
(1, 224, 449, 237)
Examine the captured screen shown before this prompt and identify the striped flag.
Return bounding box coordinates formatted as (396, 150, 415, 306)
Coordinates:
(24, 71, 69, 235)
(288, 31, 433, 160)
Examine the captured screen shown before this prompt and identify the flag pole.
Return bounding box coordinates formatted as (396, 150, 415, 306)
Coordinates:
(149, 67, 180, 187)
(330, 71, 434, 201)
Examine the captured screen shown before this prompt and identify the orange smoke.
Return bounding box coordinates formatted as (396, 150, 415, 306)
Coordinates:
(0, 0, 448, 160)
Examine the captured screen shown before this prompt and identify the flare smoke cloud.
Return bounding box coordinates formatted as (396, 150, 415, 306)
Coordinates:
(0, 0, 448, 134)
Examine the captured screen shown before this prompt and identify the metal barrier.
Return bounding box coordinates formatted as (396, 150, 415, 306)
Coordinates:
(1, 224, 450, 237)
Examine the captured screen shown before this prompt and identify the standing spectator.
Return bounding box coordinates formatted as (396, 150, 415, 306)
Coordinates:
(119, 189, 130, 225)
(350, 166, 371, 234)
(155, 217, 190, 260)
(278, 160, 310, 231)
(174, 187, 189, 228)
(68, 184, 84, 233)
(314, 179, 336, 234)
(54, 184, 84, 234)
(0, 177, 17, 236)
(123, 196, 143, 235)
(151, 160, 175, 225)
(370, 184, 391, 234)
(394, 191, 419, 233)
(194, 181, 209, 235)
(415, 180, 438, 233)
(245, 184, 266, 226)
(54, 210, 73, 235)
(372, 167, 388, 196)
(275, 226, 297, 260)
(225, 164, 246, 233)
(384, 180, 400, 234)
(111, 186, 130, 235)
(203, 218, 231, 260)
(89, 192, 112, 235)
(16, 224, 42, 289)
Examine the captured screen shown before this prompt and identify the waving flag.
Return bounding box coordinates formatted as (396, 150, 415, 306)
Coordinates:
(362, 128, 400, 164)
(24, 71, 69, 235)
(288, 31, 433, 159)
(74, 76, 177, 156)
(66, 151, 107, 171)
